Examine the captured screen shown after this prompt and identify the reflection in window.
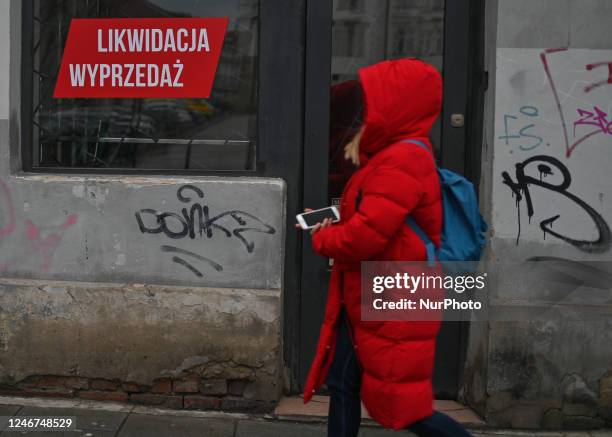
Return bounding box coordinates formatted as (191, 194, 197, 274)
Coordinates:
(331, 0, 444, 84)
(29, 0, 259, 171)
(332, 21, 366, 57)
(329, 0, 445, 201)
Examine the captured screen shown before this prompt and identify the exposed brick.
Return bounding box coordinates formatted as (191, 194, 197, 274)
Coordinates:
(220, 397, 264, 413)
(79, 390, 128, 402)
(90, 379, 119, 391)
(130, 394, 183, 409)
(121, 382, 143, 393)
(37, 388, 76, 398)
(151, 379, 172, 394)
(184, 395, 221, 410)
(0, 386, 22, 396)
(3, 387, 75, 398)
(173, 379, 200, 393)
(20, 375, 88, 390)
(200, 379, 227, 396)
(25, 376, 65, 389)
(227, 380, 247, 396)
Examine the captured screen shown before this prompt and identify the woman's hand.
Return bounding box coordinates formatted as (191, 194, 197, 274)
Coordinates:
(309, 218, 333, 235)
(295, 209, 333, 235)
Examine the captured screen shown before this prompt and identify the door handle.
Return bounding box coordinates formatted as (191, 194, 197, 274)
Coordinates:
(450, 113, 465, 128)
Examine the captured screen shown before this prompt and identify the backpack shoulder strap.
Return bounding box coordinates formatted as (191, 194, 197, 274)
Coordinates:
(401, 139, 437, 265)
(401, 139, 438, 169)
(401, 139, 432, 156)
(406, 217, 437, 266)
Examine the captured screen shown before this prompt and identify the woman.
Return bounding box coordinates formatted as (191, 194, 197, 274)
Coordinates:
(299, 59, 473, 437)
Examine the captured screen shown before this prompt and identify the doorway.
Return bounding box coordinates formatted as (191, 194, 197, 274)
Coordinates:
(297, 0, 486, 398)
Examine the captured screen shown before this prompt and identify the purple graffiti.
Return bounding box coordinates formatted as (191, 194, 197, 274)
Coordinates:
(541, 49, 612, 158)
(574, 106, 612, 136)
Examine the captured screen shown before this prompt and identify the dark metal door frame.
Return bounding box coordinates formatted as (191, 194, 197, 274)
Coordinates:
(292, 0, 486, 396)
(260, 0, 308, 393)
(433, 0, 487, 398)
(297, 0, 333, 391)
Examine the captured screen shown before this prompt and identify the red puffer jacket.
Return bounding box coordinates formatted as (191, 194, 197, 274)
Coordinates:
(303, 58, 444, 430)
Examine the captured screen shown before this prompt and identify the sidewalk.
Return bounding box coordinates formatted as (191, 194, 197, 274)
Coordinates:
(0, 396, 610, 436)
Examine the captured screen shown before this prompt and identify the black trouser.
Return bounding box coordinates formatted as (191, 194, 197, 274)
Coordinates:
(325, 309, 473, 437)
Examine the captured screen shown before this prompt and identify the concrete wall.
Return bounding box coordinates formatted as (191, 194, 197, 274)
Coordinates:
(464, 0, 612, 430)
(0, 1, 285, 410)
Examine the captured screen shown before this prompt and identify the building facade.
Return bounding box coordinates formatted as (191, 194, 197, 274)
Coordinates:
(0, 0, 610, 430)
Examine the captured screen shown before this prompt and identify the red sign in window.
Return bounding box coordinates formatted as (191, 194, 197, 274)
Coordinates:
(53, 18, 229, 98)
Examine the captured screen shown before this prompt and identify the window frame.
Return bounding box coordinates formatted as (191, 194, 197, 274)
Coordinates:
(19, 0, 275, 177)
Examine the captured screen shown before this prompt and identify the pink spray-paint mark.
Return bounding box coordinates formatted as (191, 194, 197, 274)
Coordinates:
(0, 177, 78, 273)
(28, 216, 78, 272)
(540, 48, 571, 157)
(574, 106, 612, 137)
(567, 130, 603, 156)
(62, 214, 78, 228)
(585, 61, 612, 93)
(544, 48, 569, 55)
(24, 219, 39, 240)
(541, 48, 607, 158)
(34, 234, 63, 272)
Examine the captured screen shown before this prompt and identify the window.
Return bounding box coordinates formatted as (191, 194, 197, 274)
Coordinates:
(24, 0, 259, 171)
(332, 20, 366, 58)
(329, 0, 445, 201)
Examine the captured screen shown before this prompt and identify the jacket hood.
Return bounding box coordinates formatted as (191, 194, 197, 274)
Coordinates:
(357, 58, 442, 158)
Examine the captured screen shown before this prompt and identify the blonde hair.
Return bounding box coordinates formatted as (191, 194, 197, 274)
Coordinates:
(344, 126, 364, 167)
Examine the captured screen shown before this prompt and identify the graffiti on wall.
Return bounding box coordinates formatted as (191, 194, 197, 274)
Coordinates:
(501, 155, 611, 253)
(540, 49, 612, 158)
(135, 184, 276, 277)
(574, 106, 612, 137)
(498, 105, 544, 151)
(497, 48, 612, 252)
(0, 179, 78, 272)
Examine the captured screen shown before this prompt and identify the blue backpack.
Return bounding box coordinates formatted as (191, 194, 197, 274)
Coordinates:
(403, 140, 488, 272)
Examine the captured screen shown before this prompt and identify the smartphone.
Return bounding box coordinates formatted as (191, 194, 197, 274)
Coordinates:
(296, 206, 340, 230)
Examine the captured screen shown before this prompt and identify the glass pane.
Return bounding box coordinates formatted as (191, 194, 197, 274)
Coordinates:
(31, 0, 259, 170)
(329, 0, 445, 201)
